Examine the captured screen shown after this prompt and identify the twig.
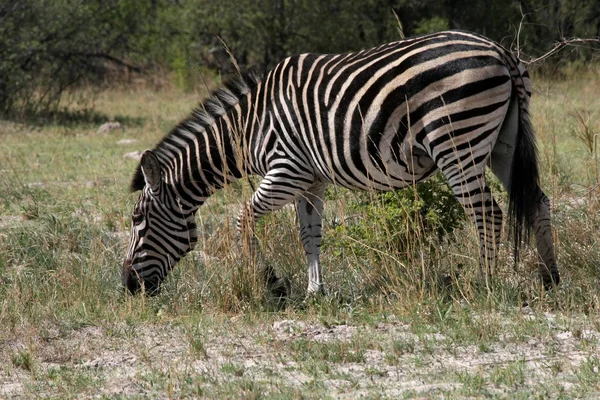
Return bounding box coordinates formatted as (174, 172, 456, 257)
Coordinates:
(57, 51, 143, 73)
(79, 52, 142, 73)
(514, 3, 528, 58)
(522, 37, 600, 66)
(585, 182, 600, 196)
(0, 0, 22, 25)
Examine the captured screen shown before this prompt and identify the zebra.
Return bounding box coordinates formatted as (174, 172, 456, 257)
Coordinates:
(122, 30, 560, 297)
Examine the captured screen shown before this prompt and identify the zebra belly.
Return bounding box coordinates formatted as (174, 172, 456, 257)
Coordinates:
(308, 128, 437, 192)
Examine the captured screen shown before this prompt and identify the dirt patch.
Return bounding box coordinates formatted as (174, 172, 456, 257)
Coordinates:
(1, 310, 599, 398)
(0, 216, 28, 229)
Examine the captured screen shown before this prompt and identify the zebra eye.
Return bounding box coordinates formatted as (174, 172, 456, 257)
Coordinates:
(132, 213, 144, 224)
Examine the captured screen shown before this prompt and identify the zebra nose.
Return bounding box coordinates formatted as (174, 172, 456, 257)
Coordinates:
(122, 259, 140, 294)
(122, 258, 132, 278)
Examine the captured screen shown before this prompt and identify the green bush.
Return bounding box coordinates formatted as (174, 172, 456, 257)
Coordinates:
(324, 174, 465, 261)
(414, 17, 450, 35)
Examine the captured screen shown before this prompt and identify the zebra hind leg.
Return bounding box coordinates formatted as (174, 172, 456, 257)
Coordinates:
(489, 132, 560, 290)
(296, 183, 327, 298)
(531, 189, 560, 290)
(443, 170, 503, 289)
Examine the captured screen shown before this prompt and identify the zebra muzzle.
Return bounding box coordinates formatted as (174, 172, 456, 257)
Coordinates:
(121, 258, 141, 294)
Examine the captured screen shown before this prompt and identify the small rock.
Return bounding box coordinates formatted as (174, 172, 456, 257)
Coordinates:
(273, 320, 307, 334)
(581, 329, 600, 341)
(117, 139, 137, 145)
(97, 122, 123, 134)
(123, 151, 143, 161)
(556, 331, 573, 341)
(521, 306, 535, 317)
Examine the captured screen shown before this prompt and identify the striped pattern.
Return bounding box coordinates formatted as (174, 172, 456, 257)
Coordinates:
(122, 30, 559, 295)
(123, 154, 199, 294)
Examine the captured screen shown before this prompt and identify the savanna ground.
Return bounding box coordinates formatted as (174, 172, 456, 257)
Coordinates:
(1, 70, 600, 399)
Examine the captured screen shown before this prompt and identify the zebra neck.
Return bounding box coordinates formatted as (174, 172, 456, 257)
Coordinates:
(150, 71, 262, 209)
(159, 105, 249, 209)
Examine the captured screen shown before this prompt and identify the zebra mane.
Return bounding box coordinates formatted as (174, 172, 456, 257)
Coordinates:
(130, 70, 262, 192)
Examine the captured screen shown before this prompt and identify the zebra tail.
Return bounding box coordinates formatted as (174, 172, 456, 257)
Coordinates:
(508, 93, 540, 262)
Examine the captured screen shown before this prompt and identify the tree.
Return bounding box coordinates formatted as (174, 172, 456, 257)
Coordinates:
(0, 0, 181, 115)
(1, 0, 598, 117)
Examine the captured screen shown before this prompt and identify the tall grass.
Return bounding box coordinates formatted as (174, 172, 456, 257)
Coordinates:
(1, 67, 600, 399)
(0, 73, 598, 325)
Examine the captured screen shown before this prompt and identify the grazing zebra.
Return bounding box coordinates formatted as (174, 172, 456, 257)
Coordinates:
(122, 30, 560, 296)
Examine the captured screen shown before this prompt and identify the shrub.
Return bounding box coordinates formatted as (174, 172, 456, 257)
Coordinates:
(324, 174, 465, 262)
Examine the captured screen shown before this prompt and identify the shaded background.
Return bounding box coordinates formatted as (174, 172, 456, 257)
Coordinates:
(1, 0, 599, 116)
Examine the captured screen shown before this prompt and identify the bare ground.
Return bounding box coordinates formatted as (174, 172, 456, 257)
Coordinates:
(1, 309, 599, 399)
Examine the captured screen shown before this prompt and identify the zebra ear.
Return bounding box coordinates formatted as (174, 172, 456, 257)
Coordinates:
(140, 150, 161, 191)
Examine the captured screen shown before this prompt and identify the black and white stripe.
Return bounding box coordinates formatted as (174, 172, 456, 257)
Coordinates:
(122, 30, 559, 295)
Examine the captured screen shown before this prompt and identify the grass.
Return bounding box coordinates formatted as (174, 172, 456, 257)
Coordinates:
(0, 70, 600, 398)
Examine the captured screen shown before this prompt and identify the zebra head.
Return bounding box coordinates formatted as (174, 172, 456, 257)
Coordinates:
(122, 150, 198, 294)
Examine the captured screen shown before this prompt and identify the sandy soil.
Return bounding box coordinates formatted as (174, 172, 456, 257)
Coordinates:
(1, 309, 599, 398)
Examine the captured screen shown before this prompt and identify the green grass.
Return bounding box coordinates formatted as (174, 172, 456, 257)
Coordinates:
(1, 72, 600, 398)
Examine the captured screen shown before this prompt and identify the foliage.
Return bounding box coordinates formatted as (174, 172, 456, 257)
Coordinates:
(414, 17, 450, 36)
(325, 174, 465, 261)
(0, 0, 179, 115)
(2, 0, 598, 116)
(188, 0, 599, 74)
(188, 0, 404, 74)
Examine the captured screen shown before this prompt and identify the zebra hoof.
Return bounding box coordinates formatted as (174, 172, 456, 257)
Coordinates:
(299, 286, 328, 309)
(305, 284, 327, 300)
(267, 276, 291, 308)
(542, 271, 560, 291)
(123, 270, 161, 296)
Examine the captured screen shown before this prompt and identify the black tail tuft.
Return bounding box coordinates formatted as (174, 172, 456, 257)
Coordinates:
(508, 107, 540, 261)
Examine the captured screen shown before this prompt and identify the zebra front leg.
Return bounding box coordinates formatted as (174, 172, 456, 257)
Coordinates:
(297, 183, 327, 297)
(238, 170, 315, 302)
(236, 204, 290, 301)
(532, 190, 560, 290)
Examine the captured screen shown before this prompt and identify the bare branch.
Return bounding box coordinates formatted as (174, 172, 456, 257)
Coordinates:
(0, 0, 22, 25)
(522, 37, 600, 66)
(514, 3, 529, 58)
(63, 52, 142, 73)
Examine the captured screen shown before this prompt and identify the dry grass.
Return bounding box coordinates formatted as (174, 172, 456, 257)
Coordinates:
(0, 71, 599, 398)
